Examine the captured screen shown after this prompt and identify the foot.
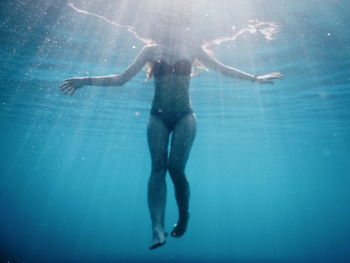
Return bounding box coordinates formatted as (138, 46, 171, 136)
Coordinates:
(171, 213, 190, 238)
(149, 229, 168, 250)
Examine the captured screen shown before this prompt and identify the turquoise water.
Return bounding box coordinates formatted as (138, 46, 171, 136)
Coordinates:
(1, 0, 350, 262)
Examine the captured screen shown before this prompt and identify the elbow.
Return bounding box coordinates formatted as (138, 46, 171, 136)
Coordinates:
(109, 76, 126, 87)
(111, 80, 124, 87)
(220, 69, 238, 79)
(114, 79, 129, 87)
(221, 70, 233, 78)
(111, 74, 132, 87)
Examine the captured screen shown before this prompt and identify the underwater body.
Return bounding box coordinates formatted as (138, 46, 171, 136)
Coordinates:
(1, 0, 350, 262)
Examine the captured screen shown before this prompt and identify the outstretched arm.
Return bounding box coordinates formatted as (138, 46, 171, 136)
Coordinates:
(60, 45, 154, 95)
(196, 47, 282, 84)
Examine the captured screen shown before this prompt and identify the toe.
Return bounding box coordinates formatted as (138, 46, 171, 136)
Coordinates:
(149, 240, 166, 250)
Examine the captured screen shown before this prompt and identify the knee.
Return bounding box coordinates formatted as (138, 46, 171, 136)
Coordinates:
(149, 166, 167, 186)
(151, 162, 167, 175)
(168, 164, 185, 179)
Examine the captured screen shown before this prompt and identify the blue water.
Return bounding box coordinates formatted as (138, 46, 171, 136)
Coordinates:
(1, 1, 350, 262)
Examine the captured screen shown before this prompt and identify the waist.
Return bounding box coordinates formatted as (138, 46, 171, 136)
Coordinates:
(150, 108, 194, 115)
(151, 93, 192, 113)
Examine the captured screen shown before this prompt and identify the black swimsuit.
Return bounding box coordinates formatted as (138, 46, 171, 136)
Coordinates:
(151, 60, 193, 131)
(152, 60, 192, 78)
(151, 108, 194, 131)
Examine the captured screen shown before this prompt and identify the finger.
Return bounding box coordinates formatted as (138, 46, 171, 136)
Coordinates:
(62, 88, 70, 94)
(63, 86, 73, 94)
(61, 85, 71, 92)
(60, 83, 70, 90)
(275, 72, 283, 78)
(64, 78, 73, 82)
(69, 88, 76, 96)
(59, 82, 69, 88)
(61, 87, 69, 94)
(68, 86, 75, 94)
(274, 74, 283, 79)
(64, 86, 75, 94)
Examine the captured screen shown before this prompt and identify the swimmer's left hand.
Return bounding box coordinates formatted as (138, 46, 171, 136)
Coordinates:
(256, 72, 283, 84)
(59, 77, 86, 95)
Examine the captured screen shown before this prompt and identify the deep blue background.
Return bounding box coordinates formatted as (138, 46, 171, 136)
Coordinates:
(1, 0, 350, 262)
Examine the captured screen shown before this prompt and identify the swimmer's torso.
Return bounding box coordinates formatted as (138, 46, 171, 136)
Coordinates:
(149, 44, 196, 112)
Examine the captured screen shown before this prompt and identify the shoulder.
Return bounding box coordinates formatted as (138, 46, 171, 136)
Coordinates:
(196, 46, 211, 56)
(142, 44, 158, 54)
(143, 43, 158, 50)
(137, 44, 158, 62)
(192, 46, 214, 63)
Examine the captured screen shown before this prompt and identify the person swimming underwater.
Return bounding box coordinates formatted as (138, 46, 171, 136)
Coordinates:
(60, 11, 282, 250)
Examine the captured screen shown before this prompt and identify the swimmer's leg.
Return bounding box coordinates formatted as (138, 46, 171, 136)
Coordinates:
(147, 115, 170, 249)
(168, 113, 197, 237)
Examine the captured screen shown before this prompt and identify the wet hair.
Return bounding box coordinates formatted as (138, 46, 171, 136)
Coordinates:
(157, 12, 191, 29)
(145, 12, 193, 44)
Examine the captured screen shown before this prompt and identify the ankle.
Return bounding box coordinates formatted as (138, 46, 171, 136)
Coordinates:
(179, 211, 190, 222)
(153, 225, 164, 232)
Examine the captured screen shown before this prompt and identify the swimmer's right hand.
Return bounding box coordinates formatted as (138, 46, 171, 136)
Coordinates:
(256, 72, 283, 84)
(59, 77, 86, 95)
